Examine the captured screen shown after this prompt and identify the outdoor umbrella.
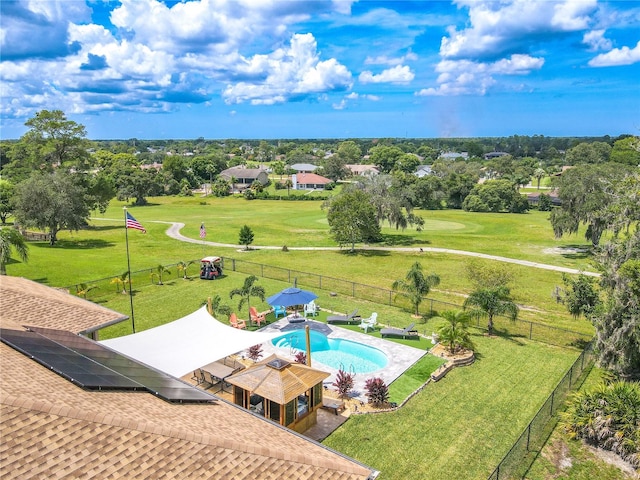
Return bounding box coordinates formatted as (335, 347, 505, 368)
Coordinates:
(267, 287, 318, 308)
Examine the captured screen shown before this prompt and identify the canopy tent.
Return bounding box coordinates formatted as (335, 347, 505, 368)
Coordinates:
(100, 306, 281, 378)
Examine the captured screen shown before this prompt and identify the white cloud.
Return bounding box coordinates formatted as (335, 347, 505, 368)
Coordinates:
(416, 54, 543, 96)
(223, 33, 352, 105)
(582, 30, 612, 52)
(359, 65, 414, 84)
(441, 0, 598, 59)
(589, 41, 640, 67)
(365, 52, 418, 66)
(332, 91, 380, 109)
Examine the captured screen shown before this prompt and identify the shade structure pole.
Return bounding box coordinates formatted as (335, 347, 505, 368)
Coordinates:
(305, 325, 312, 368)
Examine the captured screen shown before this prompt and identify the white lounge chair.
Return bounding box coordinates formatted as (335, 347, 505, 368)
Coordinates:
(359, 313, 378, 333)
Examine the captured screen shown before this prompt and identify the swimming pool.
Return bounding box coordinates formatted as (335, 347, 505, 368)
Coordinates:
(272, 329, 388, 374)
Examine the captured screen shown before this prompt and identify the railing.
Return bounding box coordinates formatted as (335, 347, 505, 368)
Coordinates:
(66, 255, 593, 348)
(487, 343, 595, 480)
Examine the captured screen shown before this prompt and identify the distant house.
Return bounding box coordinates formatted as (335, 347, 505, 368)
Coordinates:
(219, 167, 269, 191)
(439, 152, 468, 160)
(292, 173, 332, 190)
(346, 164, 379, 176)
(527, 190, 562, 206)
(414, 165, 432, 178)
(484, 151, 509, 160)
(290, 163, 318, 174)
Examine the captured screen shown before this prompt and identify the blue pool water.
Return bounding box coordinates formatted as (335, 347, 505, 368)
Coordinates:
(272, 330, 388, 373)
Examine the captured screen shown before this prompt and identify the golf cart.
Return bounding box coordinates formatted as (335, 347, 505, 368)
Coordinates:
(200, 256, 223, 280)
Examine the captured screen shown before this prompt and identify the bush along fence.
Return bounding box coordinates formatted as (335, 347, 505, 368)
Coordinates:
(66, 255, 593, 348)
(487, 343, 595, 480)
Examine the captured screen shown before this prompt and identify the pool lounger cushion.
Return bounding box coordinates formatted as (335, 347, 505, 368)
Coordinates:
(327, 309, 360, 325)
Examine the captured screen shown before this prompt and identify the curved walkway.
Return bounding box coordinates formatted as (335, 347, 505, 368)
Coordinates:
(160, 221, 600, 277)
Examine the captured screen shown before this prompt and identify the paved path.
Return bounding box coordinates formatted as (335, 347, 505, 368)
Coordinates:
(161, 221, 600, 277)
(92, 218, 600, 277)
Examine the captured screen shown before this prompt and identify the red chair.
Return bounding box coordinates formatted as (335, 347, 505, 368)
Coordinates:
(249, 306, 266, 326)
(229, 313, 246, 329)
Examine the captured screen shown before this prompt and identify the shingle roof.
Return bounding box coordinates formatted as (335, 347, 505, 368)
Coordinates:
(0, 276, 375, 480)
(295, 173, 331, 184)
(0, 276, 128, 333)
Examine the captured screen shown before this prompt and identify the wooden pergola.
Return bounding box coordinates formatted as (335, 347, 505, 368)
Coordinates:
(226, 354, 330, 433)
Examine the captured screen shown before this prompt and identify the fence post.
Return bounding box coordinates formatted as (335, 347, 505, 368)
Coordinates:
(550, 390, 555, 415)
(568, 364, 573, 388)
(526, 423, 531, 451)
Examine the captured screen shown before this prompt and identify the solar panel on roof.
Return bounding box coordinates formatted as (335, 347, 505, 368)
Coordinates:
(1, 327, 216, 403)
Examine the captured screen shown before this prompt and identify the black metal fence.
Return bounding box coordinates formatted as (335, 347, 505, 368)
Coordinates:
(225, 256, 592, 348)
(66, 256, 595, 478)
(67, 255, 592, 348)
(487, 343, 595, 480)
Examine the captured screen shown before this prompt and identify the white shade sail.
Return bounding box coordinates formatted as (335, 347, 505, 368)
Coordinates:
(101, 306, 281, 378)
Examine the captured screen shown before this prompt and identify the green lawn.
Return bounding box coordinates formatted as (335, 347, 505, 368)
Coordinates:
(324, 334, 580, 480)
(6, 197, 596, 335)
(524, 368, 634, 480)
(3, 195, 595, 479)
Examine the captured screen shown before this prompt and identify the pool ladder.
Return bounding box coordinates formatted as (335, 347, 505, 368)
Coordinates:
(338, 362, 356, 376)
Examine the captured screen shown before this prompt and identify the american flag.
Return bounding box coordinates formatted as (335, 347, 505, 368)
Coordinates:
(200, 223, 206, 239)
(125, 212, 146, 233)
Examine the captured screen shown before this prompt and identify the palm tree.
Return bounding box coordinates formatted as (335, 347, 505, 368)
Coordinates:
(76, 283, 97, 299)
(205, 294, 231, 319)
(229, 275, 265, 326)
(0, 227, 28, 275)
(392, 262, 440, 317)
(150, 264, 171, 285)
(533, 167, 546, 190)
(177, 260, 195, 279)
(111, 271, 130, 294)
(434, 309, 475, 354)
(463, 286, 518, 336)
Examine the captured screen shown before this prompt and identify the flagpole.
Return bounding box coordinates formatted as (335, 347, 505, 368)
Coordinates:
(201, 222, 205, 257)
(124, 207, 136, 333)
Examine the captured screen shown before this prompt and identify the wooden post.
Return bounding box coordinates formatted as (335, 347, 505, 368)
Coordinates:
(305, 325, 312, 368)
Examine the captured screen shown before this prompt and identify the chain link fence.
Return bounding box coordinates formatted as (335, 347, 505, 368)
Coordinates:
(487, 343, 595, 480)
(67, 255, 592, 348)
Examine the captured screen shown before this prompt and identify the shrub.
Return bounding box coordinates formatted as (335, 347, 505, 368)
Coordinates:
(365, 377, 390, 407)
(332, 369, 354, 399)
(561, 380, 640, 468)
(293, 351, 307, 364)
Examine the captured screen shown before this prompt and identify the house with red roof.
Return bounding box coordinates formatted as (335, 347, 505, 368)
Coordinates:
(292, 173, 332, 190)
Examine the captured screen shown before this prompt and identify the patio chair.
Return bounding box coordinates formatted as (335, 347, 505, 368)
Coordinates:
(358, 312, 378, 333)
(249, 306, 267, 326)
(327, 309, 359, 325)
(380, 322, 419, 339)
(272, 305, 287, 318)
(229, 313, 247, 329)
(303, 300, 318, 317)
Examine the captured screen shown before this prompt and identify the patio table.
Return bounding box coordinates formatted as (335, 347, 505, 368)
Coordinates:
(202, 361, 236, 393)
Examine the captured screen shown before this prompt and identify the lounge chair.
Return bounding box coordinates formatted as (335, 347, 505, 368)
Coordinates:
(358, 312, 378, 333)
(272, 305, 287, 318)
(327, 309, 359, 325)
(380, 323, 419, 339)
(249, 306, 267, 326)
(230, 313, 247, 329)
(303, 300, 318, 317)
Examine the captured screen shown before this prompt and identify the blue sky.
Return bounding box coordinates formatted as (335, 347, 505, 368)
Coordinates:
(1, 0, 639, 140)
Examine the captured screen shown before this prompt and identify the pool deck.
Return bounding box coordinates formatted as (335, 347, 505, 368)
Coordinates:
(259, 317, 427, 401)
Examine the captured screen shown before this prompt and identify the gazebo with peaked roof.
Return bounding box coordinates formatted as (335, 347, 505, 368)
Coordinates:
(226, 354, 331, 433)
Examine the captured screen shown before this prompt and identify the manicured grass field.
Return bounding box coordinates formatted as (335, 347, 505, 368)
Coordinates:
(6, 197, 595, 335)
(324, 334, 580, 480)
(4, 195, 593, 479)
